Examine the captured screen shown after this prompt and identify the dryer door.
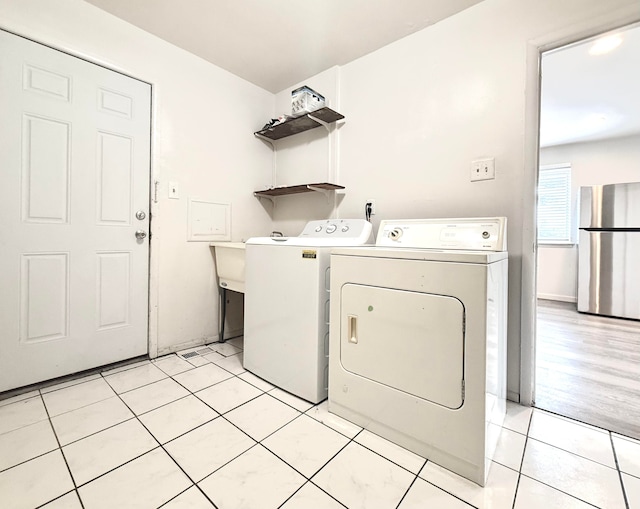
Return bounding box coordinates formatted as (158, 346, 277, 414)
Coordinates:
(340, 284, 465, 409)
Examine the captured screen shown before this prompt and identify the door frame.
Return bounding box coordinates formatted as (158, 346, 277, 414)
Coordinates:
(0, 26, 160, 360)
(519, 8, 640, 406)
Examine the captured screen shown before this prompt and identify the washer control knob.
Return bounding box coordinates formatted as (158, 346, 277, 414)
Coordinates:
(341, 225, 350, 232)
(315, 226, 323, 232)
(482, 231, 490, 239)
(389, 228, 403, 240)
(326, 224, 337, 234)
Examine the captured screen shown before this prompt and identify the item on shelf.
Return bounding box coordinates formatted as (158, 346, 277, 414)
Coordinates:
(291, 85, 325, 116)
(261, 115, 290, 130)
(254, 107, 344, 141)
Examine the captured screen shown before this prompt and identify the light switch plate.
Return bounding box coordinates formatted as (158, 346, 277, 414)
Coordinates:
(470, 158, 495, 182)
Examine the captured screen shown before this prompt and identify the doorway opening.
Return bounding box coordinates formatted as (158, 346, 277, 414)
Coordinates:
(534, 23, 640, 440)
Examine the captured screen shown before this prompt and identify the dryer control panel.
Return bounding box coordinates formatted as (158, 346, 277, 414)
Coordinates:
(377, 217, 507, 251)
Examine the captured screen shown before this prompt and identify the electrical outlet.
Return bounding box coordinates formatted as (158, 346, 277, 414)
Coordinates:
(366, 199, 376, 215)
(168, 181, 180, 199)
(470, 158, 495, 182)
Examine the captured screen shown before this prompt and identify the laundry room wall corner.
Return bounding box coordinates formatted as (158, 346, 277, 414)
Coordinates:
(269, 66, 344, 235)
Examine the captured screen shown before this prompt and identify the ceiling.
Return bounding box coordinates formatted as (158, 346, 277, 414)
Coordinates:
(84, 1, 640, 148)
(83, 0, 483, 93)
(540, 23, 640, 147)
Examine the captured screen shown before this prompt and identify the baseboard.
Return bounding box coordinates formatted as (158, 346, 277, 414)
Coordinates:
(536, 293, 576, 303)
(507, 391, 520, 404)
(224, 327, 243, 340)
(155, 328, 244, 357)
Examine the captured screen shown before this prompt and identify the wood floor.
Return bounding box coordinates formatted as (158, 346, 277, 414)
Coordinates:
(535, 299, 640, 440)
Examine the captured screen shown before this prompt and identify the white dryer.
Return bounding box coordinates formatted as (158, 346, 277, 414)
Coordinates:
(244, 219, 372, 404)
(328, 217, 508, 486)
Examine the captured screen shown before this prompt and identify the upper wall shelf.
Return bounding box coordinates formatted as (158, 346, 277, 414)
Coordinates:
(254, 182, 345, 198)
(254, 107, 345, 141)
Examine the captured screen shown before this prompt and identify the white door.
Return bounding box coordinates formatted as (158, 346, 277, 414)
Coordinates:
(0, 30, 151, 392)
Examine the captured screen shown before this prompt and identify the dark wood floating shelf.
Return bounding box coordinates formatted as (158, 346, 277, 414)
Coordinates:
(254, 107, 345, 141)
(254, 183, 345, 197)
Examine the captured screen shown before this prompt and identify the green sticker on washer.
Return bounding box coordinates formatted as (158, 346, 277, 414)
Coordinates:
(368, 306, 373, 312)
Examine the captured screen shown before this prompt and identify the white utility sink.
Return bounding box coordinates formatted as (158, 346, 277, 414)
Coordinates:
(210, 242, 246, 293)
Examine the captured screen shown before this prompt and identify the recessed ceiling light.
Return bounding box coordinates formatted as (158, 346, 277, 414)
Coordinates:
(589, 34, 623, 55)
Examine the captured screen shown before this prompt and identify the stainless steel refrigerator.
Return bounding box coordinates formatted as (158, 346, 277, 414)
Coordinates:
(578, 182, 640, 320)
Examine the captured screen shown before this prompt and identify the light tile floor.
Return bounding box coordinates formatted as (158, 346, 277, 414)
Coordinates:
(0, 337, 638, 509)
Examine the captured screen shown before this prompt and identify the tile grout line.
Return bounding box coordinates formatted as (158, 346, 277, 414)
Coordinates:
(175, 358, 358, 507)
(169, 368, 306, 504)
(104, 370, 221, 509)
(510, 405, 534, 509)
(532, 404, 617, 436)
(2, 349, 475, 509)
(12, 348, 633, 509)
(517, 410, 610, 509)
(516, 473, 607, 509)
(524, 435, 621, 470)
(276, 479, 349, 509)
(16, 347, 323, 507)
(610, 431, 631, 509)
(422, 478, 480, 508)
(38, 369, 204, 498)
(114, 368, 232, 509)
(351, 436, 427, 477)
(38, 389, 87, 509)
(393, 474, 421, 509)
(0, 355, 148, 404)
(304, 428, 368, 507)
(147, 348, 307, 507)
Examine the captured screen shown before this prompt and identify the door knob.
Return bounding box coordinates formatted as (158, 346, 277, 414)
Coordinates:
(135, 210, 146, 220)
(135, 230, 147, 240)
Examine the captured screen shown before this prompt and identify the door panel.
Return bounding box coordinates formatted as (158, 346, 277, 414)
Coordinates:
(97, 131, 133, 224)
(23, 64, 72, 101)
(340, 284, 465, 409)
(98, 88, 133, 118)
(22, 114, 71, 223)
(97, 251, 131, 330)
(0, 30, 151, 391)
(21, 253, 69, 343)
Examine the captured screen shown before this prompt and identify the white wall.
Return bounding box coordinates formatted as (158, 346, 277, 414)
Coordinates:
(266, 67, 343, 235)
(538, 134, 640, 301)
(0, 0, 274, 354)
(271, 0, 640, 400)
(4, 0, 639, 400)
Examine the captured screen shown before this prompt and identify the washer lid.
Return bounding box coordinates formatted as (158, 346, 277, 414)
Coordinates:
(377, 217, 507, 251)
(247, 219, 373, 246)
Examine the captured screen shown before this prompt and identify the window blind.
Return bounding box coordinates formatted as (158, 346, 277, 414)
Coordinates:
(538, 164, 572, 243)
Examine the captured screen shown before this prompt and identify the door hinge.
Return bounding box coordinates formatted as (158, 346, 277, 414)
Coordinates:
(461, 379, 465, 401)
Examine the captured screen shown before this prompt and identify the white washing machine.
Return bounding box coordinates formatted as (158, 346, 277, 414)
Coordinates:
(244, 219, 372, 404)
(328, 217, 508, 486)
